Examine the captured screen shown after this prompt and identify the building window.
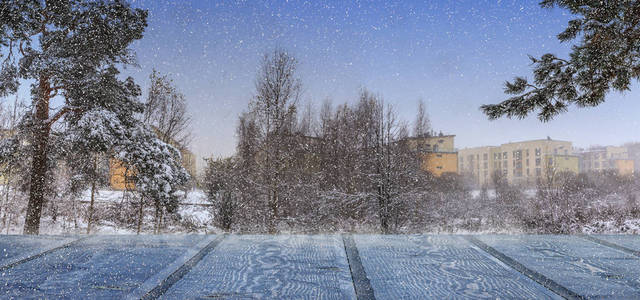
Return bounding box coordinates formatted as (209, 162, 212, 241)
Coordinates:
(535, 148, 541, 156)
(536, 158, 541, 166)
(483, 153, 488, 160)
(548, 157, 553, 166)
(536, 168, 541, 176)
(483, 162, 488, 169)
(438, 139, 444, 143)
(526, 149, 530, 157)
(503, 152, 507, 159)
(526, 159, 529, 166)
(564, 150, 568, 155)
(436, 154, 442, 157)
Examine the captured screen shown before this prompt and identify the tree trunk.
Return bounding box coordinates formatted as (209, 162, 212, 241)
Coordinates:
(268, 189, 278, 234)
(72, 196, 78, 230)
(137, 196, 144, 234)
(24, 76, 52, 235)
(378, 186, 389, 234)
(2, 170, 11, 233)
(87, 157, 97, 234)
(153, 203, 160, 234)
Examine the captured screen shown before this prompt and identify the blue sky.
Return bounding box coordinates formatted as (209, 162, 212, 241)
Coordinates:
(121, 0, 640, 168)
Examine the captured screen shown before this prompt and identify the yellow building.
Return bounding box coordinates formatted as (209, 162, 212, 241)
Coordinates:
(457, 146, 499, 186)
(613, 159, 635, 176)
(109, 159, 135, 190)
(579, 146, 634, 175)
(403, 134, 458, 177)
(421, 152, 458, 176)
(180, 148, 197, 180)
(545, 154, 580, 174)
(459, 138, 575, 186)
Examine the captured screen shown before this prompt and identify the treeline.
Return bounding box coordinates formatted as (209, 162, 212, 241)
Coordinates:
(204, 49, 640, 234)
(203, 49, 468, 233)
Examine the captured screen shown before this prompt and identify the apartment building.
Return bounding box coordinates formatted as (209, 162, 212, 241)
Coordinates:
(403, 134, 458, 176)
(578, 146, 634, 175)
(458, 138, 578, 186)
(627, 143, 640, 172)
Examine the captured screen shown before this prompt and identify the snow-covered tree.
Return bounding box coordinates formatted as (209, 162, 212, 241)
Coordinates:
(114, 124, 189, 234)
(0, 1, 187, 234)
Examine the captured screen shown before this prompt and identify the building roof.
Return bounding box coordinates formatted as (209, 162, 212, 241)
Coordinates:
(500, 138, 572, 145)
(460, 138, 572, 151)
(402, 134, 456, 141)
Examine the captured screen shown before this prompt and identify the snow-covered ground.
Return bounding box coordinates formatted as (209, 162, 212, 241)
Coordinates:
(469, 189, 537, 199)
(0, 189, 216, 235)
(582, 219, 640, 234)
(1, 188, 639, 235)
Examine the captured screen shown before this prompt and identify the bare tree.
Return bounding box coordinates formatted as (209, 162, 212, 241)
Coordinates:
(250, 48, 301, 232)
(143, 70, 192, 149)
(297, 101, 314, 136)
(413, 99, 431, 137)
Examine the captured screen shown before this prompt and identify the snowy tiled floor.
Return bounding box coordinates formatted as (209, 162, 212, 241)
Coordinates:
(0, 234, 638, 299)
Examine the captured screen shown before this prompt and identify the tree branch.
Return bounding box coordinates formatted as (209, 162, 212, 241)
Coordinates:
(19, 41, 25, 56)
(48, 106, 82, 125)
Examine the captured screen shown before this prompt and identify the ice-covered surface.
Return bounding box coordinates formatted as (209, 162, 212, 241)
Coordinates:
(476, 235, 640, 299)
(0, 235, 77, 268)
(161, 234, 356, 299)
(353, 234, 560, 299)
(595, 234, 640, 251)
(0, 234, 639, 299)
(0, 235, 208, 298)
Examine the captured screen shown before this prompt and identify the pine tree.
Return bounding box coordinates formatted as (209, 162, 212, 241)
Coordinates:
(482, 0, 640, 121)
(0, 1, 186, 234)
(204, 157, 237, 231)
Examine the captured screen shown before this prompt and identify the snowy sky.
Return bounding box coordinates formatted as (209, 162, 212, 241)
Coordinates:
(110, 0, 639, 170)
